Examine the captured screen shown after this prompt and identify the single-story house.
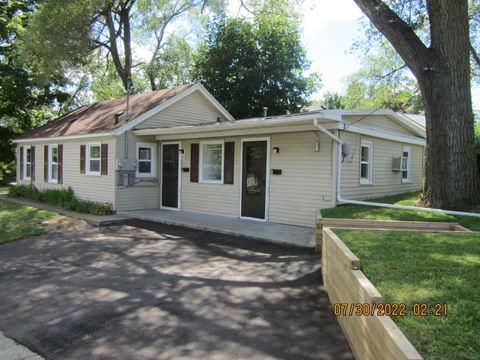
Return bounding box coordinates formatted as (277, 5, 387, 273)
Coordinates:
(13, 83, 426, 228)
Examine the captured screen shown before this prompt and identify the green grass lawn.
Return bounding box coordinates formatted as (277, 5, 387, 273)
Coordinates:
(321, 192, 480, 231)
(336, 230, 480, 360)
(0, 199, 57, 244)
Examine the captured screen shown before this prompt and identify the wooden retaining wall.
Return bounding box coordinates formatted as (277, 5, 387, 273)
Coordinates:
(315, 215, 471, 251)
(322, 227, 423, 360)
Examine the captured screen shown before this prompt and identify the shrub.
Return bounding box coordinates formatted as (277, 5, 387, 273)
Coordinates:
(8, 185, 113, 215)
(9, 184, 41, 201)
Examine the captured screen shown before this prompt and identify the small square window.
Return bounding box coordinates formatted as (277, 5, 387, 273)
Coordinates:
(136, 143, 156, 177)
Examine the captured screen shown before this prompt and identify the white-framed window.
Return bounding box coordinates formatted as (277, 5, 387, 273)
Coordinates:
(136, 142, 156, 177)
(24, 145, 31, 180)
(401, 146, 412, 183)
(86, 143, 101, 176)
(48, 144, 58, 183)
(200, 140, 224, 183)
(360, 139, 373, 184)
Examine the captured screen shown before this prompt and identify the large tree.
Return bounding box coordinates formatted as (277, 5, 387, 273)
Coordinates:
(353, 0, 480, 210)
(21, 0, 224, 93)
(193, 13, 320, 119)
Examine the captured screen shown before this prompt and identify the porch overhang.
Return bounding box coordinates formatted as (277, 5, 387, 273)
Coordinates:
(132, 111, 341, 140)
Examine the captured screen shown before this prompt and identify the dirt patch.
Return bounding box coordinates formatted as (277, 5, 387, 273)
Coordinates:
(41, 215, 90, 234)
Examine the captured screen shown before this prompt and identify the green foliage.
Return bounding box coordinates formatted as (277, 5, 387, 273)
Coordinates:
(193, 13, 320, 119)
(142, 35, 194, 90)
(337, 229, 480, 360)
(19, 0, 103, 82)
(0, 199, 56, 244)
(321, 91, 345, 109)
(353, 0, 479, 83)
(342, 45, 423, 113)
(0, 126, 16, 185)
(0, 0, 69, 155)
(9, 185, 114, 215)
(20, 0, 225, 98)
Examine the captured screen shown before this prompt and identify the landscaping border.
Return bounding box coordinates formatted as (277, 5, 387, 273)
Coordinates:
(315, 214, 471, 251)
(322, 227, 423, 360)
(0, 195, 128, 226)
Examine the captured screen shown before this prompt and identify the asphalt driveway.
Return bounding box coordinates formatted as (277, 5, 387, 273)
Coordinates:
(0, 219, 353, 360)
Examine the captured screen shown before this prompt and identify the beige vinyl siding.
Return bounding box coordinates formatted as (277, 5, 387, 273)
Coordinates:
(136, 91, 227, 129)
(340, 131, 423, 199)
(116, 133, 160, 210)
(180, 137, 241, 217)
(16, 137, 115, 204)
(268, 132, 335, 227)
(178, 132, 334, 227)
(343, 115, 414, 136)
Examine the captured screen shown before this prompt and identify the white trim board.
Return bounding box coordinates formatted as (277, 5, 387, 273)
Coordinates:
(341, 125, 426, 145)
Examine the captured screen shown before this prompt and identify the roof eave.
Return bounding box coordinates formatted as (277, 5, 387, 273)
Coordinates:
(132, 113, 339, 137)
(12, 131, 115, 143)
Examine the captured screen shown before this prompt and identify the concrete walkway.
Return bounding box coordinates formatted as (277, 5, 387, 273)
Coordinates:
(118, 208, 315, 248)
(0, 331, 43, 360)
(0, 195, 128, 226)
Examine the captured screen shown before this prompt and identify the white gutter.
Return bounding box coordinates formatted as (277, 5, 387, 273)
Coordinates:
(314, 119, 480, 219)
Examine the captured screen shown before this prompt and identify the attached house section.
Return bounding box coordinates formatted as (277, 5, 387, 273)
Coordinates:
(16, 137, 116, 204)
(339, 131, 424, 200)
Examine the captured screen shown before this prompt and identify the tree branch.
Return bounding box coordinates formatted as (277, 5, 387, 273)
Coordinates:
(105, 8, 128, 89)
(471, 43, 480, 67)
(353, 0, 429, 77)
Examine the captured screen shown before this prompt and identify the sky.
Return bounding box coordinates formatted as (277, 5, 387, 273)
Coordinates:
(230, 0, 480, 110)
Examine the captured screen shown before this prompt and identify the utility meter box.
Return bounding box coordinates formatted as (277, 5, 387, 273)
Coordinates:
(341, 143, 350, 156)
(117, 159, 138, 171)
(117, 159, 138, 186)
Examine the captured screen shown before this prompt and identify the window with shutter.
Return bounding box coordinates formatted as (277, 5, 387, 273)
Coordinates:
(190, 143, 199, 182)
(80, 145, 86, 174)
(58, 144, 63, 184)
(224, 142, 234, 184)
(101, 143, 108, 175)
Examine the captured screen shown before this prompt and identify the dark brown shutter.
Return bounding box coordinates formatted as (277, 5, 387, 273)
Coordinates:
(101, 143, 108, 175)
(31, 146, 35, 181)
(224, 142, 235, 184)
(58, 144, 63, 184)
(190, 143, 199, 182)
(19, 146, 24, 180)
(80, 145, 86, 174)
(44, 145, 49, 182)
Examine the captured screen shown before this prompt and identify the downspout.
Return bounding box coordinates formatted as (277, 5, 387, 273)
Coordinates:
(313, 119, 480, 219)
(124, 89, 129, 159)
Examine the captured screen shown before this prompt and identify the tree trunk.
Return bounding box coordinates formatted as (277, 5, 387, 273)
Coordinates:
(354, 0, 480, 210)
(419, 0, 479, 209)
